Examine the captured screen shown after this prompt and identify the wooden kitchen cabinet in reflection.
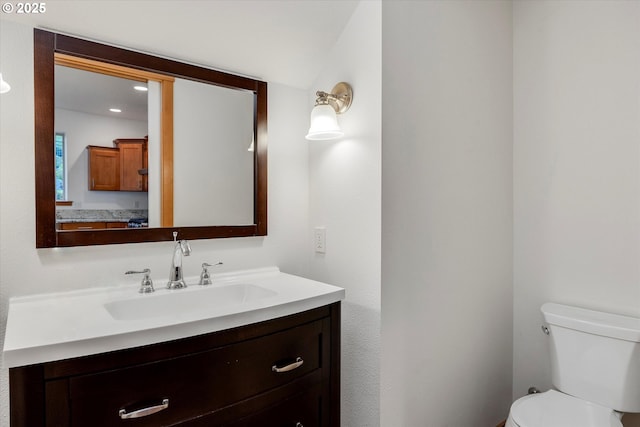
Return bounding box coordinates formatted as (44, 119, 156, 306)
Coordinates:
(87, 137, 147, 192)
(87, 145, 120, 191)
(114, 138, 147, 192)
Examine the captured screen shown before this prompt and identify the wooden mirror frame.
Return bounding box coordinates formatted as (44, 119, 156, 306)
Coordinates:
(34, 29, 267, 248)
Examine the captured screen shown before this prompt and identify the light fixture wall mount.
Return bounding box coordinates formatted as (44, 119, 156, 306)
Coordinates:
(314, 82, 353, 114)
(306, 82, 353, 141)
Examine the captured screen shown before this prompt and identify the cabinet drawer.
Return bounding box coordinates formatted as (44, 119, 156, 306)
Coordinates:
(65, 320, 326, 426)
(59, 222, 128, 230)
(106, 222, 128, 229)
(59, 222, 107, 230)
(226, 386, 322, 427)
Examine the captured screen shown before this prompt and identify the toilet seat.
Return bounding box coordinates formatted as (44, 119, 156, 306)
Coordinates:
(507, 390, 622, 427)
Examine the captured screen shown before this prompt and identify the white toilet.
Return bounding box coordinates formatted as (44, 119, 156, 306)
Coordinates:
(506, 302, 640, 427)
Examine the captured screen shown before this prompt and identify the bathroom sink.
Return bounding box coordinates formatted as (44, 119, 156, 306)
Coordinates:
(4, 267, 346, 368)
(104, 283, 277, 321)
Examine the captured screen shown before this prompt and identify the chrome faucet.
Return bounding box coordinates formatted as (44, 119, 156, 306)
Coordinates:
(126, 268, 154, 293)
(167, 232, 191, 289)
(199, 262, 223, 286)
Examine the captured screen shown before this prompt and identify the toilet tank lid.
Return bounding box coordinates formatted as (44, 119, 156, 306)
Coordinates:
(541, 303, 640, 343)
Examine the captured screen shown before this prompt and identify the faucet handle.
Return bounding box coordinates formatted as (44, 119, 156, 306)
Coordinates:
(199, 262, 223, 286)
(180, 240, 192, 256)
(126, 268, 155, 293)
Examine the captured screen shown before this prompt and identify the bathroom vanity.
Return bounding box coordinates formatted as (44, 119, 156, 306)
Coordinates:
(4, 268, 344, 427)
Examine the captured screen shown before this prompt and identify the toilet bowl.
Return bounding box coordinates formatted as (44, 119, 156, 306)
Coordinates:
(505, 303, 640, 427)
(505, 390, 623, 427)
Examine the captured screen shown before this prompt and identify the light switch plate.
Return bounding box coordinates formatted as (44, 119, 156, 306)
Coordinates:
(314, 227, 326, 253)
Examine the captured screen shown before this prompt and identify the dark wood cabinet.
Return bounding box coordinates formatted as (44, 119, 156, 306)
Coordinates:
(9, 303, 340, 427)
(215, 386, 322, 427)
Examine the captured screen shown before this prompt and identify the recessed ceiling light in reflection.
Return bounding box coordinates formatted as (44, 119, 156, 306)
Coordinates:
(109, 108, 122, 113)
(134, 85, 148, 92)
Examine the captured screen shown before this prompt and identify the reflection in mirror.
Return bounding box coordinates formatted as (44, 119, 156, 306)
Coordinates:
(55, 65, 151, 221)
(34, 29, 268, 247)
(173, 79, 254, 227)
(53, 67, 257, 229)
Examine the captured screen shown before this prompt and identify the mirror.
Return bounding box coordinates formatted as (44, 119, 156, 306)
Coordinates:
(54, 67, 255, 228)
(34, 29, 267, 247)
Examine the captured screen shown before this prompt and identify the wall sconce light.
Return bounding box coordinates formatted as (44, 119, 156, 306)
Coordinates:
(305, 82, 353, 141)
(0, 73, 10, 94)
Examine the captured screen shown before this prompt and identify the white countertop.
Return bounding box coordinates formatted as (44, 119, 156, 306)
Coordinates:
(2, 267, 345, 368)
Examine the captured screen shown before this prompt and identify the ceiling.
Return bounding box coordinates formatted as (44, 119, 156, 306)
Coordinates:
(55, 65, 149, 121)
(2, 0, 360, 89)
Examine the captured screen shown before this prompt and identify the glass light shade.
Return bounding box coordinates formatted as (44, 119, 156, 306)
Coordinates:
(305, 104, 343, 141)
(0, 73, 10, 94)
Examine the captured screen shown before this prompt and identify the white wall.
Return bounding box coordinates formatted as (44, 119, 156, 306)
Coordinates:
(55, 108, 149, 210)
(381, 1, 513, 426)
(513, 1, 640, 424)
(0, 19, 310, 425)
(307, 1, 382, 426)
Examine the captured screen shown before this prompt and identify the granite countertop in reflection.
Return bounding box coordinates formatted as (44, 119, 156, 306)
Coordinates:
(56, 209, 149, 223)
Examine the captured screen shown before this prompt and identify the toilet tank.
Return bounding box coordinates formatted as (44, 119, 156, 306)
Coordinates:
(541, 302, 640, 413)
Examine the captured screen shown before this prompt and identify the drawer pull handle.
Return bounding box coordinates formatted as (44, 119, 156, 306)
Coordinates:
(272, 357, 304, 373)
(118, 398, 169, 419)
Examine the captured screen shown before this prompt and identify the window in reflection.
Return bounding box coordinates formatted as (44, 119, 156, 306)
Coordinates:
(54, 132, 67, 201)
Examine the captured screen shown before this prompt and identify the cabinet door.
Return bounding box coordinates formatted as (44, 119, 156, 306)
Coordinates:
(118, 143, 144, 191)
(87, 146, 119, 191)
